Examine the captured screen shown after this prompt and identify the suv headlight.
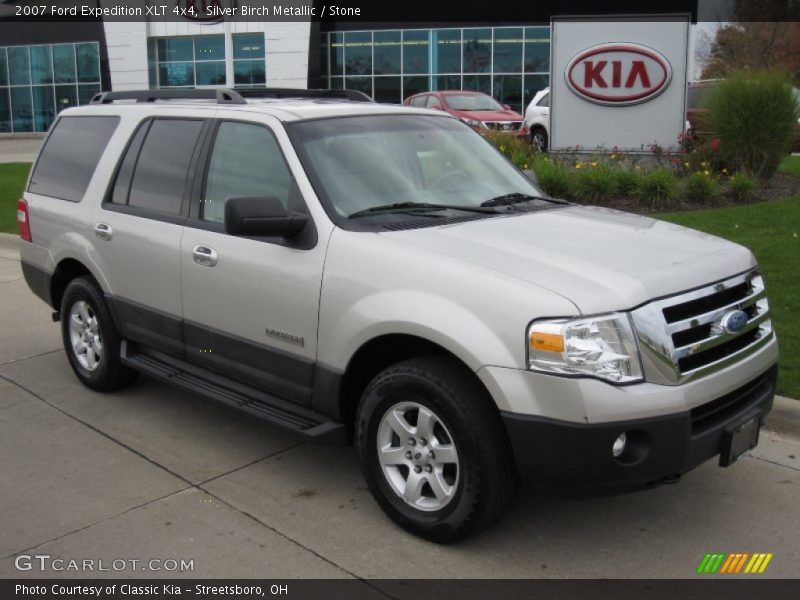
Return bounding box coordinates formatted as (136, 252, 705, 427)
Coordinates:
(527, 313, 643, 384)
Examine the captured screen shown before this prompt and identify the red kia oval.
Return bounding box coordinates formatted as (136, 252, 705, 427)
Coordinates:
(565, 43, 672, 106)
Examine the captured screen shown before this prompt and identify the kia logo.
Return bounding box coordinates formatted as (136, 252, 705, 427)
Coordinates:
(565, 43, 672, 106)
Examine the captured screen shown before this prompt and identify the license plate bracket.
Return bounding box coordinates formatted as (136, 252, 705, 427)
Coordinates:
(719, 411, 761, 467)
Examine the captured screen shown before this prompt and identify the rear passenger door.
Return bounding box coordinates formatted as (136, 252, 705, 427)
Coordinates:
(95, 114, 211, 357)
(179, 117, 326, 406)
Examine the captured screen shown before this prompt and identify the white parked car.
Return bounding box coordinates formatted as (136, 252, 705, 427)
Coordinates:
(523, 87, 550, 151)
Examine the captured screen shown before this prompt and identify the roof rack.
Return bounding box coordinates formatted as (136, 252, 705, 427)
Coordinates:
(90, 88, 374, 105)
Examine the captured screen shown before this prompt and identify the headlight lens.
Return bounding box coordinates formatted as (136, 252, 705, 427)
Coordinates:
(461, 117, 485, 128)
(528, 313, 643, 383)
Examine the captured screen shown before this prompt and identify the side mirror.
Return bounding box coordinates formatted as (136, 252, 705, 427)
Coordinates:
(503, 104, 512, 111)
(430, 103, 443, 110)
(523, 169, 539, 186)
(225, 196, 308, 238)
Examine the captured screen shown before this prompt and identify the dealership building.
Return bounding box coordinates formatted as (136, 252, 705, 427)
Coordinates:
(0, 1, 697, 134)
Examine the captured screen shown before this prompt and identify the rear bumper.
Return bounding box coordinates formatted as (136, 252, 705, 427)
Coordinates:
(502, 363, 778, 485)
(21, 259, 53, 307)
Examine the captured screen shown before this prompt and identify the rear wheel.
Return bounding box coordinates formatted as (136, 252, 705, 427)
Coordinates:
(61, 276, 138, 391)
(356, 356, 516, 543)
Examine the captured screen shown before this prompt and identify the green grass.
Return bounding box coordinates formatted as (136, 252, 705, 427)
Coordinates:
(778, 155, 800, 177)
(0, 163, 31, 234)
(659, 195, 800, 398)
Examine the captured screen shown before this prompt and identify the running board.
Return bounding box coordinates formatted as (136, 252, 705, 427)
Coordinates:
(120, 341, 346, 444)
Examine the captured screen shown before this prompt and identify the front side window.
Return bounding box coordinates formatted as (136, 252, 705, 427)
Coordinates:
(202, 122, 292, 224)
(290, 115, 546, 224)
(126, 119, 204, 215)
(29, 116, 119, 202)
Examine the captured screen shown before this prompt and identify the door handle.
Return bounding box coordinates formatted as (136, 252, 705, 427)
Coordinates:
(94, 223, 113, 241)
(192, 245, 218, 267)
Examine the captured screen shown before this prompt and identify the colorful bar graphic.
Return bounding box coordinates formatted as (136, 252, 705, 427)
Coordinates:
(697, 553, 773, 574)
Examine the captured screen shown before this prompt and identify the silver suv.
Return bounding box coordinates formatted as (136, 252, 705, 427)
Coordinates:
(19, 88, 778, 543)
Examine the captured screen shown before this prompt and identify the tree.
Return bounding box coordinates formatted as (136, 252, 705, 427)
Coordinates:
(700, 1, 800, 84)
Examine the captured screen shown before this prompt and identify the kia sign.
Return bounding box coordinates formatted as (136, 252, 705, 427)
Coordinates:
(550, 17, 690, 152)
(565, 43, 672, 106)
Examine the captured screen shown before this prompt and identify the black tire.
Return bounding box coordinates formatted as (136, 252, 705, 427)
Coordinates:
(356, 356, 516, 543)
(60, 276, 138, 392)
(530, 127, 548, 152)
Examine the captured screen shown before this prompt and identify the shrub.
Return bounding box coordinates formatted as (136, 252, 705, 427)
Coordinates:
(534, 159, 571, 198)
(683, 172, 719, 203)
(572, 164, 618, 203)
(708, 70, 798, 178)
(637, 168, 677, 209)
(728, 171, 757, 202)
(613, 168, 642, 198)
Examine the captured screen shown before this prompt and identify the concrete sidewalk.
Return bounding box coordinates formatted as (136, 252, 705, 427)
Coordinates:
(0, 234, 798, 580)
(0, 137, 42, 163)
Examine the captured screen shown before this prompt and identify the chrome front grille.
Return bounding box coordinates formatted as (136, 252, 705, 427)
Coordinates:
(631, 270, 773, 385)
(484, 121, 523, 132)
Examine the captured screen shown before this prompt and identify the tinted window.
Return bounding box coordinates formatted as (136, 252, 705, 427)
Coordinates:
(202, 122, 292, 224)
(110, 122, 148, 204)
(128, 119, 203, 215)
(537, 93, 549, 108)
(29, 116, 119, 202)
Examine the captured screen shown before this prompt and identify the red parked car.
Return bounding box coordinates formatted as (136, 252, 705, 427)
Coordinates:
(404, 91, 527, 136)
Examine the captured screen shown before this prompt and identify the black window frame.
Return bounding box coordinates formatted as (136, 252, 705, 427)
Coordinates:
(102, 116, 211, 226)
(184, 118, 317, 250)
(28, 114, 121, 203)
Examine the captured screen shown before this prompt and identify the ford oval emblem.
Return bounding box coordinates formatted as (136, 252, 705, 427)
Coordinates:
(720, 310, 748, 334)
(564, 43, 672, 106)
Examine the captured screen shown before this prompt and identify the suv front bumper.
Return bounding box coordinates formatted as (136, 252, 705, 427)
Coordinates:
(502, 364, 778, 485)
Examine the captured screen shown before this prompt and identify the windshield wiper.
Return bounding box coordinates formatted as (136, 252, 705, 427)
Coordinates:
(480, 192, 559, 207)
(348, 202, 496, 219)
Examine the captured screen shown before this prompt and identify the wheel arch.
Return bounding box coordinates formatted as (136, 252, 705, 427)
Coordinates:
(332, 333, 500, 433)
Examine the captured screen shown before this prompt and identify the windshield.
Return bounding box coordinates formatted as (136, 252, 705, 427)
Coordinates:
(289, 115, 545, 222)
(443, 94, 503, 111)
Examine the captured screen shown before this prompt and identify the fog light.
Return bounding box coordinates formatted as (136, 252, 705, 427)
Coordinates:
(612, 433, 627, 458)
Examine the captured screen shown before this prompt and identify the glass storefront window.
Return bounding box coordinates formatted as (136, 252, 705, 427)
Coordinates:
(196, 62, 226, 86)
(76, 43, 100, 83)
(373, 31, 400, 75)
(433, 30, 461, 75)
(8, 46, 30, 86)
(233, 34, 265, 59)
(1, 42, 101, 132)
(234, 60, 265, 87)
(344, 31, 372, 76)
(325, 26, 550, 106)
(52, 45, 76, 84)
(463, 29, 491, 74)
(493, 28, 522, 74)
(403, 31, 429, 75)
(30, 46, 54, 84)
(345, 76, 372, 97)
(195, 36, 225, 61)
(159, 63, 194, 87)
(157, 38, 193, 62)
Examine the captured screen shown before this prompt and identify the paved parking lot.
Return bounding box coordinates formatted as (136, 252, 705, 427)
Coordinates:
(1, 232, 799, 580)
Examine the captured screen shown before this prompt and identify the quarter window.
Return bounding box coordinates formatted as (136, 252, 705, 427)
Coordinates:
(28, 116, 119, 202)
(125, 119, 204, 215)
(202, 122, 292, 224)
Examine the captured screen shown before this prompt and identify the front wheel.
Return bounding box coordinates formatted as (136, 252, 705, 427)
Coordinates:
(530, 128, 548, 152)
(61, 276, 138, 391)
(356, 356, 516, 543)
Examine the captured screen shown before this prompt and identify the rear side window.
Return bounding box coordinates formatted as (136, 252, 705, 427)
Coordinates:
(409, 96, 426, 107)
(28, 116, 120, 202)
(123, 119, 204, 215)
(537, 93, 549, 108)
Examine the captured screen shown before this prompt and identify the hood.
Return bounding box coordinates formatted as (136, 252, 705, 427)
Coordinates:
(448, 108, 524, 122)
(379, 206, 755, 314)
